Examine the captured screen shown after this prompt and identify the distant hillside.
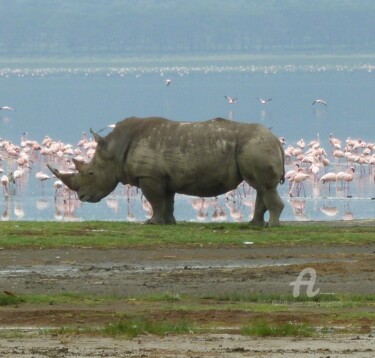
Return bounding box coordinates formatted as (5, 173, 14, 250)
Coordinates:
(1, 0, 375, 57)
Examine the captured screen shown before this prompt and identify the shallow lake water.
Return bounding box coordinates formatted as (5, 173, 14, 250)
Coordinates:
(0, 62, 374, 222)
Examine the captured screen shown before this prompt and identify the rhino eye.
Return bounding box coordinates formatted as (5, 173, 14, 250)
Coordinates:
(88, 171, 94, 176)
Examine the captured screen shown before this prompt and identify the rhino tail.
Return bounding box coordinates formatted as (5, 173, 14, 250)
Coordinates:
(279, 140, 286, 185)
(280, 171, 285, 185)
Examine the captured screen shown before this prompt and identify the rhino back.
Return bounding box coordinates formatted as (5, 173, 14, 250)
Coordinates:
(108, 117, 280, 197)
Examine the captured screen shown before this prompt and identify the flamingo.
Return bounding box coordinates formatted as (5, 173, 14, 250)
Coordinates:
(224, 96, 237, 104)
(296, 139, 305, 149)
(336, 167, 355, 191)
(288, 169, 310, 197)
(320, 172, 337, 195)
(0, 106, 14, 111)
(36, 171, 51, 195)
(333, 149, 345, 162)
(1, 175, 9, 197)
(257, 97, 272, 104)
(312, 99, 327, 106)
(329, 133, 341, 149)
(13, 168, 25, 186)
(53, 180, 63, 201)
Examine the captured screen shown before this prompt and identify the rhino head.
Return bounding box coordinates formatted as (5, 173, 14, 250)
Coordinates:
(47, 130, 118, 203)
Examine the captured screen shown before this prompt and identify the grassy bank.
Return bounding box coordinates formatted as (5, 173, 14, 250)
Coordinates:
(1, 292, 374, 337)
(0, 221, 373, 248)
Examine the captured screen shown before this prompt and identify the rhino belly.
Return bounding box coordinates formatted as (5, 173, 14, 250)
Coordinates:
(166, 159, 242, 197)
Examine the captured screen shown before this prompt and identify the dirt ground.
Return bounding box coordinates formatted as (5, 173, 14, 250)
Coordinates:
(0, 220, 374, 357)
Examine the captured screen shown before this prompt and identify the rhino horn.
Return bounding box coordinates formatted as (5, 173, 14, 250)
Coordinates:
(72, 158, 85, 172)
(46, 164, 62, 179)
(46, 164, 78, 191)
(90, 128, 103, 143)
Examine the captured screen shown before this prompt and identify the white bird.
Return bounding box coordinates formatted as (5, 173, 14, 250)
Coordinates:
(13, 168, 24, 181)
(35, 171, 50, 182)
(312, 99, 327, 106)
(53, 180, 63, 201)
(0, 106, 14, 111)
(36, 171, 50, 195)
(225, 96, 237, 104)
(1, 175, 10, 197)
(164, 79, 172, 86)
(257, 97, 272, 104)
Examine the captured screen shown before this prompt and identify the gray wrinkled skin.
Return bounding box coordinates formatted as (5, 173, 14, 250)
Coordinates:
(48, 117, 285, 226)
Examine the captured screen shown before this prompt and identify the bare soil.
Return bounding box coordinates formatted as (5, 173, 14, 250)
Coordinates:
(0, 222, 374, 357)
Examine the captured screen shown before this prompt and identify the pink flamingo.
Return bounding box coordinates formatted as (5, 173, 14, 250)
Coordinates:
(336, 167, 355, 192)
(320, 172, 337, 195)
(288, 169, 310, 197)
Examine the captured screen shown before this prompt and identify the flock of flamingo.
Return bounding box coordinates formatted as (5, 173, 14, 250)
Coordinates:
(0, 119, 374, 222)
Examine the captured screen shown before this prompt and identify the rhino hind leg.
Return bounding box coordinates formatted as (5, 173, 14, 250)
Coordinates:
(250, 191, 267, 226)
(139, 178, 176, 225)
(254, 188, 284, 227)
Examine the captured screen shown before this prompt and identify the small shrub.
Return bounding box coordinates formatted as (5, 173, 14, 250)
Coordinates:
(241, 321, 314, 337)
(0, 294, 24, 306)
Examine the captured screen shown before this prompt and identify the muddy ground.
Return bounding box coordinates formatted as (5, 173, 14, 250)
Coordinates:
(0, 221, 374, 357)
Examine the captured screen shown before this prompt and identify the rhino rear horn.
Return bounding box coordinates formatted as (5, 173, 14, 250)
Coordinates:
(72, 158, 85, 172)
(90, 128, 103, 143)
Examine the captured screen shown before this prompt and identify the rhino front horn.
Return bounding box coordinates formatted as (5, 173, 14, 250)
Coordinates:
(46, 164, 77, 191)
(46, 164, 62, 179)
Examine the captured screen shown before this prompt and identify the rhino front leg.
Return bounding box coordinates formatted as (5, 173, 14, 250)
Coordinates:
(138, 178, 176, 225)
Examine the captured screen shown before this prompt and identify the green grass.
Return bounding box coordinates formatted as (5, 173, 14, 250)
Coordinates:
(1, 292, 373, 337)
(241, 321, 314, 337)
(0, 221, 373, 248)
(0, 294, 25, 306)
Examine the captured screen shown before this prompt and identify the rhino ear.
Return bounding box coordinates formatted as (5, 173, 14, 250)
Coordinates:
(90, 128, 110, 155)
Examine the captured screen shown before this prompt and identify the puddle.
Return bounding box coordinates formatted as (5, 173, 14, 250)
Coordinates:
(0, 258, 356, 277)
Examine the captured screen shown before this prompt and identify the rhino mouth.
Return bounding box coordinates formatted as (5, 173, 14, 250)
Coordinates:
(78, 193, 101, 203)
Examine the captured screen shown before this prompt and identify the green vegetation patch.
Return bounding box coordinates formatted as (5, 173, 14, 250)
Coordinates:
(241, 321, 314, 337)
(0, 293, 25, 306)
(0, 221, 373, 248)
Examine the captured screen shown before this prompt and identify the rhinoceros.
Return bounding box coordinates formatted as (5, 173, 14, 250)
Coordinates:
(47, 117, 285, 226)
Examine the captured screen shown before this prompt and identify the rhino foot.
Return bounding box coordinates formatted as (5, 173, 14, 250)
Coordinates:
(144, 216, 176, 225)
(249, 219, 266, 227)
